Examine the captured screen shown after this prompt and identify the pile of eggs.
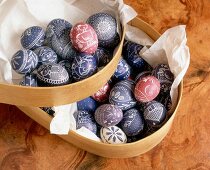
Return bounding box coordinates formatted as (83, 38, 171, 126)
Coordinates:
(43, 40, 175, 144)
(11, 13, 120, 87)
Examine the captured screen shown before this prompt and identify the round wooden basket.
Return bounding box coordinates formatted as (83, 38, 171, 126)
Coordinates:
(17, 17, 183, 158)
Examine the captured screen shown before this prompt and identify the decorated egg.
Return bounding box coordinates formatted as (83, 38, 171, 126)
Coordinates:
(87, 13, 117, 46)
(92, 82, 111, 102)
(77, 97, 98, 113)
(45, 18, 72, 47)
(71, 53, 97, 81)
(94, 104, 123, 127)
(100, 126, 127, 144)
(11, 49, 38, 74)
(58, 60, 72, 79)
(120, 108, 144, 136)
(34, 46, 58, 66)
(144, 101, 167, 127)
(152, 64, 174, 93)
(109, 80, 137, 110)
(21, 26, 45, 50)
(51, 32, 77, 61)
(113, 58, 131, 81)
(41, 107, 55, 116)
(70, 23, 98, 54)
(123, 41, 149, 71)
(74, 110, 97, 134)
(135, 71, 151, 83)
(19, 73, 37, 87)
(155, 92, 172, 111)
(37, 63, 69, 86)
(134, 76, 160, 102)
(99, 33, 120, 49)
(93, 47, 112, 67)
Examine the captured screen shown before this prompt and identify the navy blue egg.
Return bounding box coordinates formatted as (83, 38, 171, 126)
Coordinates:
(58, 60, 72, 79)
(113, 58, 131, 81)
(73, 110, 97, 134)
(99, 33, 120, 49)
(41, 107, 55, 116)
(46, 18, 72, 47)
(155, 91, 172, 111)
(20, 73, 37, 87)
(11, 49, 38, 74)
(51, 32, 77, 61)
(87, 13, 117, 42)
(77, 97, 98, 113)
(34, 46, 58, 66)
(152, 64, 174, 93)
(21, 26, 45, 50)
(37, 63, 69, 86)
(135, 71, 151, 83)
(109, 80, 137, 110)
(121, 108, 144, 136)
(71, 53, 97, 81)
(93, 47, 112, 67)
(144, 101, 167, 127)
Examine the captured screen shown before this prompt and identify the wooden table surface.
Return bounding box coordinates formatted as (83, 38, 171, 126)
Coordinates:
(1, 0, 210, 169)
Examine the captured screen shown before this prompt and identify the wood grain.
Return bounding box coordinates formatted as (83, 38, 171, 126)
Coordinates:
(1, 0, 210, 169)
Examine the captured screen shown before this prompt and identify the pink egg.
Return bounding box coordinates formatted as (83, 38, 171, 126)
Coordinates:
(134, 76, 160, 102)
(92, 82, 111, 102)
(70, 23, 98, 54)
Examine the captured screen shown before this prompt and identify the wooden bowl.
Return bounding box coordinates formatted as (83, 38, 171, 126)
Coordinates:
(0, 28, 125, 107)
(17, 17, 183, 158)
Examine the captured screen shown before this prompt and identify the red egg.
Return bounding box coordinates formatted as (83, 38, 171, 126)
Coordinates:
(70, 23, 98, 54)
(92, 82, 111, 102)
(134, 76, 160, 102)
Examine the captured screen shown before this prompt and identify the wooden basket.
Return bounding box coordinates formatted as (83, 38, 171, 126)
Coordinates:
(17, 17, 183, 158)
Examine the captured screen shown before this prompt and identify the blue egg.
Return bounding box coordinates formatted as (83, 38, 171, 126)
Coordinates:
(21, 26, 45, 50)
(74, 110, 97, 134)
(37, 63, 69, 86)
(77, 97, 98, 113)
(34, 46, 58, 66)
(113, 58, 131, 81)
(109, 80, 137, 110)
(20, 73, 37, 87)
(45, 18, 72, 48)
(144, 101, 167, 127)
(71, 53, 97, 81)
(155, 91, 172, 111)
(58, 60, 72, 78)
(121, 108, 144, 136)
(93, 47, 112, 67)
(87, 13, 117, 43)
(11, 49, 38, 74)
(99, 33, 120, 49)
(123, 41, 149, 71)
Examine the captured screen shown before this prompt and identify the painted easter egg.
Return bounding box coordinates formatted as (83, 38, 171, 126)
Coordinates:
(100, 126, 127, 144)
(109, 80, 137, 111)
(92, 82, 111, 102)
(93, 47, 112, 67)
(70, 23, 98, 54)
(58, 60, 72, 80)
(21, 26, 45, 50)
(135, 71, 151, 83)
(99, 33, 120, 49)
(11, 49, 38, 74)
(120, 108, 144, 136)
(74, 110, 97, 134)
(77, 97, 98, 114)
(94, 104, 123, 127)
(19, 73, 37, 87)
(37, 63, 69, 86)
(71, 53, 97, 81)
(134, 76, 160, 102)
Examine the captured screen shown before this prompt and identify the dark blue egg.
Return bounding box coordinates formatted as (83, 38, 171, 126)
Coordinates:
(20, 73, 37, 87)
(123, 41, 150, 71)
(11, 49, 38, 74)
(113, 58, 131, 81)
(45, 18, 72, 48)
(135, 71, 151, 83)
(77, 97, 98, 113)
(109, 80, 137, 110)
(152, 64, 174, 93)
(74, 110, 97, 134)
(155, 91, 172, 111)
(34, 46, 58, 66)
(93, 47, 112, 67)
(37, 63, 69, 86)
(87, 13, 117, 43)
(58, 60, 72, 78)
(144, 101, 167, 127)
(99, 33, 120, 49)
(41, 107, 55, 116)
(71, 53, 97, 81)
(121, 108, 144, 136)
(21, 26, 45, 50)
(51, 32, 77, 61)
